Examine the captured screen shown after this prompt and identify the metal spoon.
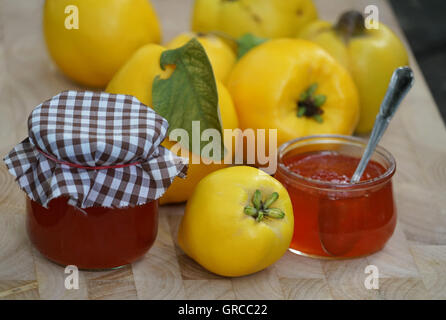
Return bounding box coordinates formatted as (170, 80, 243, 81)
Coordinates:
(351, 66, 414, 183)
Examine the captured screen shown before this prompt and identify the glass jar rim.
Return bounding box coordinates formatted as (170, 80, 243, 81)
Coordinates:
(277, 134, 396, 190)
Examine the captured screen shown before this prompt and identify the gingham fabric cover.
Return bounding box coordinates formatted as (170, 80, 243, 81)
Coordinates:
(3, 90, 188, 208)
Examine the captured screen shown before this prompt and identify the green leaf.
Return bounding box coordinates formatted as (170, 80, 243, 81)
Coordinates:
(252, 189, 262, 210)
(299, 91, 308, 101)
(314, 114, 323, 123)
(307, 83, 318, 96)
(152, 38, 225, 159)
(265, 208, 285, 219)
(244, 206, 258, 217)
(313, 94, 326, 107)
(236, 33, 268, 59)
(297, 107, 306, 117)
(263, 192, 279, 209)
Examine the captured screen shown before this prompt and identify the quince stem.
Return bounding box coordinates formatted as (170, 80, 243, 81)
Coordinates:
(297, 83, 326, 123)
(334, 10, 366, 43)
(244, 189, 285, 222)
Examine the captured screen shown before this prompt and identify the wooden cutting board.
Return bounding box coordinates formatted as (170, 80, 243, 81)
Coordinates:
(0, 0, 445, 300)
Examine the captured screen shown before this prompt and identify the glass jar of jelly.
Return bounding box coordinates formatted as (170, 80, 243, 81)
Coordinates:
(27, 197, 158, 269)
(275, 135, 396, 259)
(4, 91, 187, 270)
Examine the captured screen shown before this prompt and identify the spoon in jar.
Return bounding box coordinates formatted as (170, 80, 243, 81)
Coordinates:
(351, 66, 414, 183)
(318, 66, 414, 257)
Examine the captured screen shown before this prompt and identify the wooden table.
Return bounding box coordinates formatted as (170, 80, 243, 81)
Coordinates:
(1, 0, 445, 300)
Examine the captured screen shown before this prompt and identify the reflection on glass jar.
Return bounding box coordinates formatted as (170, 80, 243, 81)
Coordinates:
(27, 197, 158, 269)
(275, 135, 396, 259)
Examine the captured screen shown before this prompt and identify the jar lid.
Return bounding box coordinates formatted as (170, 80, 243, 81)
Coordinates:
(4, 91, 188, 208)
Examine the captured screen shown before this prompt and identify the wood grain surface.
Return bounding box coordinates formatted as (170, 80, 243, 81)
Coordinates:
(0, 0, 445, 300)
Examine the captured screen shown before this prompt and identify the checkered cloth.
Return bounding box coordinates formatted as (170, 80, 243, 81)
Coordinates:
(4, 90, 188, 208)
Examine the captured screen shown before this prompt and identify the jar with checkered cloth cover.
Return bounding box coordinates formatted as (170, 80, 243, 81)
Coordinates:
(4, 90, 188, 209)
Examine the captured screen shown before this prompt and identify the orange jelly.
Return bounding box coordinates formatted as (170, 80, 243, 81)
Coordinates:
(27, 197, 158, 269)
(275, 135, 396, 259)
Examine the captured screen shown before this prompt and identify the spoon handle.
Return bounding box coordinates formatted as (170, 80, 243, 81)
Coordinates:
(351, 67, 414, 183)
